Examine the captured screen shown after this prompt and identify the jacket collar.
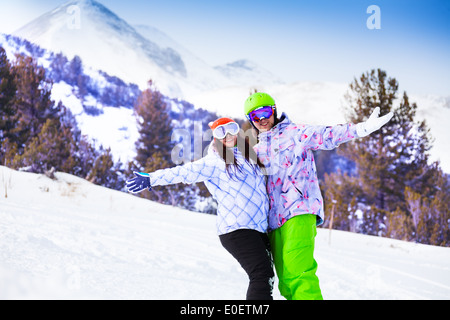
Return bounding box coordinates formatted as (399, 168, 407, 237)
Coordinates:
(257, 112, 291, 139)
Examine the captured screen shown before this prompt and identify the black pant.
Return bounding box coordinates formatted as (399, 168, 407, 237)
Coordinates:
(219, 229, 274, 300)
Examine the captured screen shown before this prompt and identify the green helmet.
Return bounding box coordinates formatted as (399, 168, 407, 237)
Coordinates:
(244, 92, 276, 115)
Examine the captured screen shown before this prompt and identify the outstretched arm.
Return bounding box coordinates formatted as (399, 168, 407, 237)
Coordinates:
(297, 107, 393, 150)
(296, 123, 358, 151)
(125, 155, 220, 194)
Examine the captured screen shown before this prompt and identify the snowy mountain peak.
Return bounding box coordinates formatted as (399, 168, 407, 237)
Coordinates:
(13, 0, 189, 97)
(11, 0, 284, 99)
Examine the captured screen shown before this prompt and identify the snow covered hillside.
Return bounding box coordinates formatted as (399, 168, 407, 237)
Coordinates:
(1, 165, 449, 300)
(12, 0, 257, 99)
(11, 0, 285, 100)
(13, 0, 196, 98)
(0, 33, 220, 165)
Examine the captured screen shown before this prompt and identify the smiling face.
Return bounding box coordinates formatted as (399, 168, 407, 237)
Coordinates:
(220, 133, 238, 148)
(252, 113, 275, 133)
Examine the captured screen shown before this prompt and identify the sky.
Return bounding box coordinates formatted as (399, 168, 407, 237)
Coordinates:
(0, 0, 449, 96)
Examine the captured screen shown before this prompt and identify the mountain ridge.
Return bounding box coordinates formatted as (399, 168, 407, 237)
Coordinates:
(12, 0, 281, 99)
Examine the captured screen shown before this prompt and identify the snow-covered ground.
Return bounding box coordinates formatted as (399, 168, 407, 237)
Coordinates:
(1, 165, 449, 300)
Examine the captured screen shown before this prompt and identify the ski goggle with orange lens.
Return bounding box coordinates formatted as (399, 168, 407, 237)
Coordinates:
(212, 122, 240, 139)
(247, 106, 274, 122)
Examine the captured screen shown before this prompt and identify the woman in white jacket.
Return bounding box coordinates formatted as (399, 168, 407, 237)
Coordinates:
(126, 117, 274, 300)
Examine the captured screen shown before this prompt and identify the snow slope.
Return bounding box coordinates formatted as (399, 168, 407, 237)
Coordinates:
(1, 165, 449, 300)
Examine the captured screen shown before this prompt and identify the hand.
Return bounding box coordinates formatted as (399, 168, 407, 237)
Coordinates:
(356, 107, 394, 137)
(126, 172, 152, 193)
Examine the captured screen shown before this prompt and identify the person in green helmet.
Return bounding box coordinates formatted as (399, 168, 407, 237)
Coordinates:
(244, 92, 393, 300)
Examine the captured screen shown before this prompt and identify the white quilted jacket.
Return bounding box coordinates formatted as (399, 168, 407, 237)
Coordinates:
(149, 143, 269, 235)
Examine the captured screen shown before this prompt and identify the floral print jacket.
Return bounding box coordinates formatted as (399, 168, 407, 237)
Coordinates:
(254, 113, 358, 231)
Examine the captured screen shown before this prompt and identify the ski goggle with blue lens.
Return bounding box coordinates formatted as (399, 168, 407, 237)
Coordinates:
(212, 122, 240, 139)
(247, 106, 274, 122)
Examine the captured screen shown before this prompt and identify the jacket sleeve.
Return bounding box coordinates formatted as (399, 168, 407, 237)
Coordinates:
(149, 155, 221, 187)
(296, 123, 358, 151)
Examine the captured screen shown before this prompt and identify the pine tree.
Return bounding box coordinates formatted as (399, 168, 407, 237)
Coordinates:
(2, 50, 123, 191)
(133, 81, 178, 204)
(323, 69, 441, 242)
(323, 170, 362, 232)
(385, 207, 412, 241)
(402, 164, 450, 246)
(341, 69, 400, 212)
(12, 101, 99, 178)
(0, 47, 18, 164)
(0, 138, 19, 168)
(57, 104, 97, 178)
(67, 55, 83, 86)
(49, 52, 69, 83)
(87, 146, 121, 189)
(428, 166, 450, 246)
(10, 54, 59, 152)
(134, 81, 173, 165)
(15, 117, 76, 173)
(132, 83, 206, 208)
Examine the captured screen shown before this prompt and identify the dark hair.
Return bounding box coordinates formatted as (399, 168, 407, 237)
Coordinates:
(214, 132, 266, 178)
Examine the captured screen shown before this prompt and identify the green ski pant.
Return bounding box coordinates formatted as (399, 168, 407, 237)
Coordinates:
(268, 214, 323, 300)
